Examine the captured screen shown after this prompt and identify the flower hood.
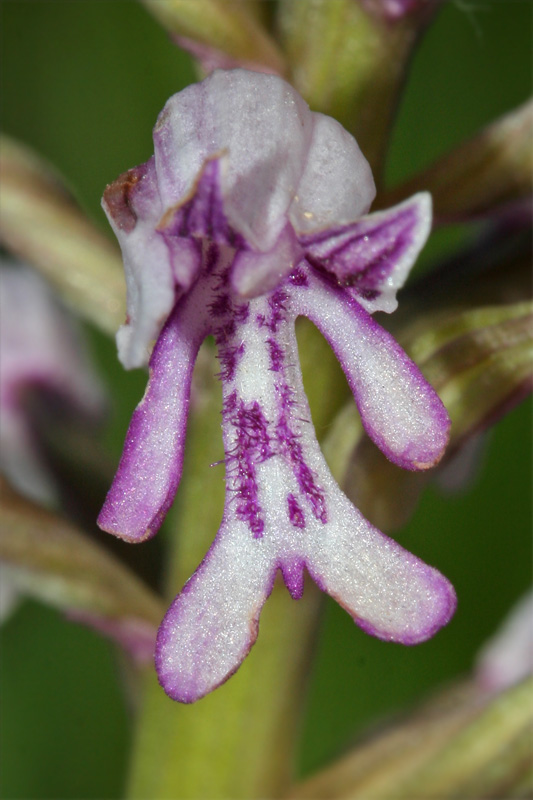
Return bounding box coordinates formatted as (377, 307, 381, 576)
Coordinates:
(104, 69, 376, 368)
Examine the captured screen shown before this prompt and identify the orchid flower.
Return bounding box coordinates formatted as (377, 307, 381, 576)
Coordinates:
(0, 262, 105, 504)
(0, 261, 105, 625)
(98, 69, 455, 703)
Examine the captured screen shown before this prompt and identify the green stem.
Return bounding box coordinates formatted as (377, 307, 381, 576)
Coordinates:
(127, 346, 322, 799)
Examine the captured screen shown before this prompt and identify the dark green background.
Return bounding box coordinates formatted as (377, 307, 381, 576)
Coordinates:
(1, 2, 531, 798)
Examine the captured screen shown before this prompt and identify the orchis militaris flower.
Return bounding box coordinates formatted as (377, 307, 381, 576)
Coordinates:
(98, 69, 455, 703)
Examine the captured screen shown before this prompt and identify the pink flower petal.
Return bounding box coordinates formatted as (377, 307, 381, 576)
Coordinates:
(98, 287, 210, 542)
(289, 112, 376, 235)
(102, 157, 191, 369)
(295, 271, 450, 470)
(0, 263, 105, 501)
(302, 193, 432, 314)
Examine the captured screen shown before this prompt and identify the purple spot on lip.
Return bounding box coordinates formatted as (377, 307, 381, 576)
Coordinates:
(268, 290, 288, 332)
(279, 558, 305, 599)
(212, 292, 250, 381)
(217, 341, 245, 381)
(275, 382, 327, 524)
(224, 397, 272, 537)
(267, 338, 284, 372)
(287, 494, 305, 528)
(209, 292, 231, 317)
(257, 289, 289, 333)
(288, 267, 309, 287)
(233, 303, 249, 324)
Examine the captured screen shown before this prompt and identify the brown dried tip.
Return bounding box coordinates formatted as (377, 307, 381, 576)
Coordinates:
(103, 165, 144, 233)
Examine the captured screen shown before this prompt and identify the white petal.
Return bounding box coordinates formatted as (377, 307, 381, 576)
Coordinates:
(153, 69, 314, 251)
(289, 112, 376, 236)
(305, 490, 456, 644)
(156, 521, 276, 703)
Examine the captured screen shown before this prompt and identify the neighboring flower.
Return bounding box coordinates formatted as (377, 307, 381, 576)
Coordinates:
(0, 262, 105, 503)
(360, 0, 434, 21)
(98, 69, 455, 703)
(476, 591, 533, 693)
(0, 261, 105, 624)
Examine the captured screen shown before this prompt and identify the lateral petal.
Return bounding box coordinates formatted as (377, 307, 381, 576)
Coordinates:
(290, 112, 376, 236)
(98, 289, 209, 542)
(294, 273, 450, 470)
(301, 193, 431, 314)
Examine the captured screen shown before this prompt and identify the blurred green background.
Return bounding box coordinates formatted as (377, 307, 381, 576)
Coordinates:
(0, 2, 531, 798)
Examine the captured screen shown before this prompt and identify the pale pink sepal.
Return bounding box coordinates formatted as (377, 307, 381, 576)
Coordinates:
(302, 193, 432, 314)
(476, 591, 533, 693)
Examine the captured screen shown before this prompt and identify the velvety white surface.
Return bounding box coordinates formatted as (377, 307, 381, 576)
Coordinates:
(294, 271, 450, 469)
(98, 279, 211, 542)
(289, 113, 376, 235)
(156, 284, 454, 702)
